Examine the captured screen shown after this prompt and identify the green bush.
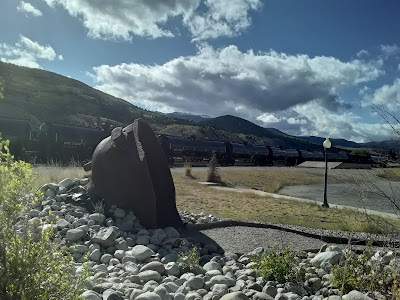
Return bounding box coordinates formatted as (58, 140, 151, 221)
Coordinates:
(177, 247, 200, 270)
(331, 244, 399, 298)
(93, 200, 105, 214)
(252, 244, 305, 284)
(0, 131, 87, 299)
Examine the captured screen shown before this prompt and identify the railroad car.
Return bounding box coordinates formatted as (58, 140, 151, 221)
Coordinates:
(0, 117, 33, 160)
(0, 117, 375, 167)
(38, 122, 108, 163)
(227, 143, 272, 166)
(158, 135, 234, 165)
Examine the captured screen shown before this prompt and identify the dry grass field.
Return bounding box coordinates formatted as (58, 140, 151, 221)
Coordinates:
(377, 168, 400, 181)
(174, 168, 400, 233)
(32, 165, 400, 233)
(33, 166, 86, 189)
(216, 168, 323, 193)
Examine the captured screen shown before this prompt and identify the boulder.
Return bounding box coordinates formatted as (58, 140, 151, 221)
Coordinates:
(220, 292, 250, 300)
(342, 291, 373, 300)
(91, 119, 183, 228)
(310, 251, 342, 267)
(91, 228, 117, 248)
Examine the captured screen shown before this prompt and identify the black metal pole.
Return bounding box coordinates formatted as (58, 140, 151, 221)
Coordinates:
(322, 149, 329, 208)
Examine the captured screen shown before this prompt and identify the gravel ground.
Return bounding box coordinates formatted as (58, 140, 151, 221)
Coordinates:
(181, 226, 328, 254)
(179, 215, 400, 256)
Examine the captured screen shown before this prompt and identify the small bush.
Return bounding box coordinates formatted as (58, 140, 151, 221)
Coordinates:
(177, 247, 200, 270)
(0, 132, 88, 299)
(252, 244, 305, 284)
(207, 153, 221, 183)
(93, 200, 105, 214)
(331, 243, 400, 298)
(184, 160, 193, 177)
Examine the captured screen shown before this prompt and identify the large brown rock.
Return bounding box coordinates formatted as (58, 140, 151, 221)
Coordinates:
(91, 119, 182, 229)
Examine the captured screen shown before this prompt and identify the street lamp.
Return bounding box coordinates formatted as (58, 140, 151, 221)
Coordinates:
(322, 138, 331, 208)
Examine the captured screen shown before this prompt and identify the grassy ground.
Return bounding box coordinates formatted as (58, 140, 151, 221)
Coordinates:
(217, 168, 322, 193)
(33, 166, 86, 188)
(377, 168, 400, 181)
(175, 168, 400, 233)
(32, 165, 400, 233)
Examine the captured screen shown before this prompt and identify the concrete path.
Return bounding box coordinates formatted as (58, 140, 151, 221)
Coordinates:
(278, 181, 400, 216)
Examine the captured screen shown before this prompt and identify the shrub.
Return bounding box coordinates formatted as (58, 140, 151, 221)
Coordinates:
(184, 160, 193, 177)
(0, 132, 87, 299)
(177, 247, 200, 270)
(252, 244, 305, 284)
(93, 200, 105, 214)
(331, 243, 400, 298)
(207, 153, 221, 183)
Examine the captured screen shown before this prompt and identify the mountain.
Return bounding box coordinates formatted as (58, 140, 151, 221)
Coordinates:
(165, 112, 212, 123)
(361, 139, 400, 151)
(299, 136, 361, 149)
(2, 61, 393, 152)
(0, 61, 186, 130)
(204, 115, 324, 150)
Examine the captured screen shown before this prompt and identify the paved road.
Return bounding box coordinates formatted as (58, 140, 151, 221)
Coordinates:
(278, 170, 400, 215)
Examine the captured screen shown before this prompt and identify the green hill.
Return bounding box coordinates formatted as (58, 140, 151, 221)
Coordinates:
(0, 61, 181, 130)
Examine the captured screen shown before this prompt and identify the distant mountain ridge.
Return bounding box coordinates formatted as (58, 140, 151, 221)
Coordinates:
(0, 61, 395, 152)
(299, 136, 361, 149)
(165, 112, 212, 123)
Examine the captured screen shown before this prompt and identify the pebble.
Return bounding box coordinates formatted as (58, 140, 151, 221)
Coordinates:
(15, 177, 398, 300)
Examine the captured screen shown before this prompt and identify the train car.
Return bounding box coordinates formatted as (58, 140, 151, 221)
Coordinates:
(158, 135, 234, 165)
(227, 143, 271, 166)
(38, 122, 107, 163)
(346, 153, 373, 164)
(284, 149, 301, 166)
(0, 117, 33, 160)
(329, 152, 348, 162)
(265, 147, 285, 165)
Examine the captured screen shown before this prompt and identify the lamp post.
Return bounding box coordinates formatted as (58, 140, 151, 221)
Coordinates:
(322, 138, 331, 208)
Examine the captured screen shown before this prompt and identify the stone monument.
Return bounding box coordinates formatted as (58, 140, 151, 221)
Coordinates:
(91, 119, 182, 229)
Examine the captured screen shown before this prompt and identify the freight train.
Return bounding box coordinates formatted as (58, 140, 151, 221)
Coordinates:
(0, 116, 376, 166)
(0, 117, 109, 163)
(158, 135, 372, 166)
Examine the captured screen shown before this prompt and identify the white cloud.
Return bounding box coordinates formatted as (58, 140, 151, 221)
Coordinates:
(257, 113, 280, 123)
(363, 78, 400, 110)
(287, 117, 307, 125)
(17, 1, 43, 17)
(89, 45, 386, 141)
(43, 0, 262, 41)
(90, 44, 382, 115)
(58, 54, 63, 61)
(184, 0, 263, 41)
(0, 35, 62, 68)
(356, 49, 369, 58)
(290, 103, 394, 142)
(380, 44, 400, 58)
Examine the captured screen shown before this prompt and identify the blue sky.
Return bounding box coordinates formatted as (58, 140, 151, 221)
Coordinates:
(1, 0, 400, 142)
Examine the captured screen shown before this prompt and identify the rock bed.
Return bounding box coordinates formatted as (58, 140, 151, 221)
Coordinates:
(19, 178, 400, 300)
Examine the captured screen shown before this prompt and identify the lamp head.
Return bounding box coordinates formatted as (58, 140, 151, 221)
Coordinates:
(323, 138, 332, 149)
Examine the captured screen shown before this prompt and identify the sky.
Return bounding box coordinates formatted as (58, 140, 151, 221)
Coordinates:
(1, 0, 400, 143)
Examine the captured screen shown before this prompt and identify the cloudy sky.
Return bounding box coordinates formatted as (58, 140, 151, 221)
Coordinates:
(1, 0, 400, 142)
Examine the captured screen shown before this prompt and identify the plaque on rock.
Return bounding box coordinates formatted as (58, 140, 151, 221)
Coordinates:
(91, 119, 182, 229)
